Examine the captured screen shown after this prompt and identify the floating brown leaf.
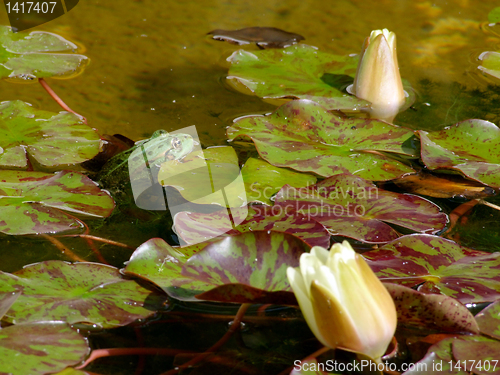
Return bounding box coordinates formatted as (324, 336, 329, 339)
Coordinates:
(208, 26, 304, 48)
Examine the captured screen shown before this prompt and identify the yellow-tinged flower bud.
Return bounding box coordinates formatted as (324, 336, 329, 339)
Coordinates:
(287, 241, 397, 362)
(347, 28, 406, 123)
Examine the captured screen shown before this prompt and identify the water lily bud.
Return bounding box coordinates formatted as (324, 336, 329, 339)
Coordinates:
(348, 29, 406, 122)
(287, 241, 397, 362)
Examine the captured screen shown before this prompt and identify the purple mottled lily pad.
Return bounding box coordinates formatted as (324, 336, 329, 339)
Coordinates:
(182, 231, 310, 302)
(0, 170, 114, 235)
(476, 300, 500, 340)
(274, 174, 447, 243)
(404, 336, 500, 375)
(123, 238, 214, 301)
(385, 284, 479, 334)
(173, 205, 330, 248)
(0, 261, 166, 328)
(365, 234, 500, 303)
(227, 99, 417, 181)
(0, 322, 89, 375)
(0, 26, 88, 80)
(419, 119, 500, 188)
(227, 44, 369, 110)
(0, 100, 99, 169)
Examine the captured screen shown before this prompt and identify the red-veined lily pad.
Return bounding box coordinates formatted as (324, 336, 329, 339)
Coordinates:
(226, 44, 369, 111)
(274, 174, 447, 243)
(476, 299, 500, 340)
(0, 261, 165, 328)
(227, 99, 417, 181)
(0, 100, 99, 169)
(0, 322, 89, 375)
(182, 231, 309, 303)
(384, 284, 479, 334)
(0, 26, 88, 80)
(123, 238, 215, 301)
(364, 234, 500, 303)
(419, 119, 500, 188)
(158, 146, 247, 208)
(242, 157, 317, 205)
(124, 231, 310, 303)
(0, 170, 114, 235)
(173, 205, 331, 248)
(405, 336, 500, 375)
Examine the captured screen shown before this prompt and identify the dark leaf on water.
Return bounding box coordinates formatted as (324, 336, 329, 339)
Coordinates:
(208, 26, 304, 48)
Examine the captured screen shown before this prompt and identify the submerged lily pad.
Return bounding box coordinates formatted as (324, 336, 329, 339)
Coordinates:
(0, 100, 100, 169)
(419, 119, 500, 188)
(0, 261, 165, 328)
(174, 205, 331, 248)
(365, 234, 500, 303)
(242, 157, 317, 205)
(0, 170, 114, 235)
(0, 26, 88, 80)
(208, 27, 304, 48)
(228, 99, 417, 181)
(0, 322, 89, 375)
(227, 44, 369, 110)
(274, 174, 447, 243)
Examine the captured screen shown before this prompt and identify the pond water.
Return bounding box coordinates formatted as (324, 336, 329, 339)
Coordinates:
(1, 0, 500, 374)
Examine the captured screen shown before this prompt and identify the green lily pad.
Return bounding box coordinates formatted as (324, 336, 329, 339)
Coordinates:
(242, 157, 317, 205)
(419, 119, 500, 188)
(227, 44, 369, 111)
(274, 174, 447, 243)
(227, 99, 417, 181)
(405, 336, 500, 375)
(0, 261, 165, 328)
(0, 101, 100, 170)
(174, 205, 330, 248)
(384, 283, 479, 334)
(0, 322, 89, 375)
(488, 7, 500, 23)
(158, 146, 246, 208)
(476, 300, 500, 340)
(364, 234, 500, 303)
(123, 238, 214, 301)
(0, 170, 114, 235)
(0, 26, 88, 80)
(182, 231, 309, 303)
(479, 51, 500, 80)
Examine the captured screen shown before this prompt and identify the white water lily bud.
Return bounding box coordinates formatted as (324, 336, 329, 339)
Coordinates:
(287, 241, 397, 362)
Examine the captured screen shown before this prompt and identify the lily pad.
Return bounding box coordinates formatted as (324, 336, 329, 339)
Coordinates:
(242, 157, 317, 205)
(0, 100, 100, 169)
(0, 170, 114, 235)
(274, 174, 447, 243)
(476, 300, 500, 340)
(419, 119, 500, 188)
(479, 51, 500, 80)
(385, 283, 479, 334)
(227, 44, 369, 110)
(405, 336, 500, 375)
(182, 231, 309, 303)
(364, 234, 500, 303)
(0, 322, 89, 375)
(208, 27, 304, 48)
(227, 99, 417, 181)
(0, 289, 21, 319)
(123, 238, 214, 301)
(0, 261, 165, 328)
(158, 146, 247, 209)
(124, 231, 310, 304)
(0, 26, 88, 80)
(173, 205, 331, 248)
